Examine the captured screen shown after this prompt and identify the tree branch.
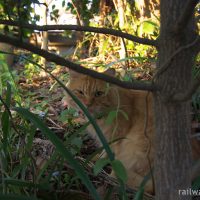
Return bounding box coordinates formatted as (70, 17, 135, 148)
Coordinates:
(154, 36, 200, 80)
(172, 76, 200, 102)
(0, 20, 157, 47)
(0, 33, 156, 91)
(174, 0, 199, 33)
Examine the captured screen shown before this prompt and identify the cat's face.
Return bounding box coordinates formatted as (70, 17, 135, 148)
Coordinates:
(66, 70, 116, 117)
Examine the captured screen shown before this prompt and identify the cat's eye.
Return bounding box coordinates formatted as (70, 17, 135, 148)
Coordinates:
(95, 91, 104, 97)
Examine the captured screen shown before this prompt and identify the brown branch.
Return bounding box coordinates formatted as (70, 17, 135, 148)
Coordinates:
(0, 20, 157, 47)
(172, 76, 200, 102)
(0, 33, 156, 91)
(154, 36, 200, 80)
(174, 0, 199, 33)
(154, 36, 200, 101)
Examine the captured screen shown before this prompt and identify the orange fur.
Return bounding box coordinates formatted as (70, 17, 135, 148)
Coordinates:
(64, 69, 200, 195)
(65, 69, 154, 193)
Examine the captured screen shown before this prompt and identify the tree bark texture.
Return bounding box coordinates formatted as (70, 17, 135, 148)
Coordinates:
(154, 0, 197, 199)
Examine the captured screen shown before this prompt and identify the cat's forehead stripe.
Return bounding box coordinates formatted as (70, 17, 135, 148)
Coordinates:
(83, 77, 97, 94)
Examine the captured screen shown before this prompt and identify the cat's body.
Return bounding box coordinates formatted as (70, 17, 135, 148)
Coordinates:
(64, 69, 200, 195)
(86, 87, 154, 193)
(65, 69, 154, 193)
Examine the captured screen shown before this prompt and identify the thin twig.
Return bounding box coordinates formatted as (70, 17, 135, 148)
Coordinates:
(77, 157, 154, 200)
(71, 0, 82, 25)
(119, 26, 130, 68)
(172, 75, 200, 102)
(144, 92, 155, 191)
(0, 34, 156, 91)
(46, 117, 65, 130)
(153, 36, 200, 81)
(0, 20, 157, 47)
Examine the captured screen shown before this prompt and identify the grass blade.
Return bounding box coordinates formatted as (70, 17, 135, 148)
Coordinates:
(4, 178, 49, 190)
(20, 54, 114, 161)
(0, 194, 38, 200)
(14, 107, 100, 200)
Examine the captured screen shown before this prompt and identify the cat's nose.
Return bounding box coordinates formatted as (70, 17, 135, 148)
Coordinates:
(83, 99, 92, 107)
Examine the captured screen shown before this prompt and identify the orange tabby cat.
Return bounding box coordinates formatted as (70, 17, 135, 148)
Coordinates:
(65, 69, 154, 193)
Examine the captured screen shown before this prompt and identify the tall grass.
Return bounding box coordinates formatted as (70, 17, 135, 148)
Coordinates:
(0, 51, 129, 199)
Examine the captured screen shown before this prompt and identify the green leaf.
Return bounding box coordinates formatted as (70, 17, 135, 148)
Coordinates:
(134, 187, 145, 200)
(14, 55, 115, 161)
(119, 110, 129, 120)
(93, 158, 110, 176)
(52, 4, 56, 10)
(11, 158, 30, 178)
(104, 186, 114, 200)
(62, 0, 65, 7)
(101, 40, 108, 53)
(4, 178, 49, 190)
(14, 107, 100, 200)
(71, 137, 83, 151)
(72, 121, 90, 136)
(142, 21, 155, 35)
(105, 110, 117, 125)
(60, 108, 77, 121)
(1, 82, 12, 159)
(5, 82, 11, 106)
(25, 125, 36, 151)
(105, 56, 146, 68)
(111, 160, 128, 183)
(134, 170, 153, 199)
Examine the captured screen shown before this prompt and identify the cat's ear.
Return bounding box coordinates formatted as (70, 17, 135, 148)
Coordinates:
(104, 68, 116, 77)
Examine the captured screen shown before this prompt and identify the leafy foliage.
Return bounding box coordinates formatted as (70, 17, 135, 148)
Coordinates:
(66, 0, 100, 25)
(0, 56, 132, 199)
(0, 0, 199, 199)
(0, 0, 38, 37)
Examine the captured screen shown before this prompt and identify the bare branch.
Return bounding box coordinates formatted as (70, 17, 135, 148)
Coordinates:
(0, 20, 157, 47)
(174, 0, 199, 33)
(154, 36, 200, 80)
(172, 76, 200, 102)
(154, 36, 200, 102)
(0, 33, 156, 91)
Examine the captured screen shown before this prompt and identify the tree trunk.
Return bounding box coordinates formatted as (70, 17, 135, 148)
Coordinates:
(154, 0, 197, 199)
